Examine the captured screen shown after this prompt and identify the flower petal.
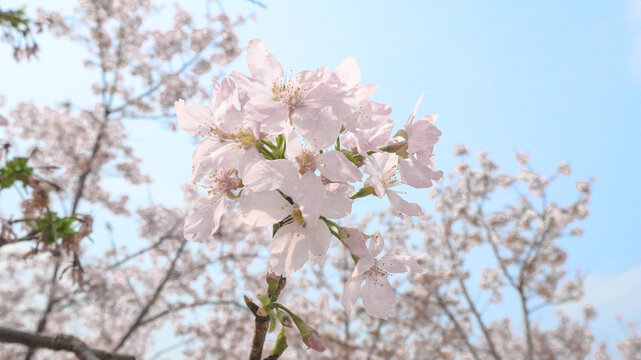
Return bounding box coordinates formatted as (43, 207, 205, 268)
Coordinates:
(318, 150, 362, 183)
(341, 275, 363, 316)
(386, 189, 423, 217)
(333, 56, 361, 88)
(184, 195, 226, 243)
(247, 39, 284, 84)
(296, 172, 326, 221)
(269, 223, 310, 276)
(378, 254, 424, 274)
(238, 191, 291, 227)
(291, 106, 341, 151)
(305, 218, 331, 257)
(243, 159, 299, 192)
(175, 99, 212, 137)
(406, 116, 441, 154)
(361, 275, 396, 319)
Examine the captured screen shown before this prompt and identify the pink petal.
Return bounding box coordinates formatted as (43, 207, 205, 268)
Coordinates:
(368, 231, 385, 257)
(318, 150, 362, 183)
(269, 223, 310, 276)
(405, 92, 425, 127)
(386, 190, 423, 217)
(322, 183, 354, 219)
(305, 218, 331, 257)
(190, 140, 226, 183)
(238, 191, 291, 227)
(243, 159, 299, 192)
(362, 275, 396, 319)
(247, 39, 284, 84)
(296, 172, 326, 221)
(340, 227, 369, 258)
(406, 116, 441, 154)
(184, 195, 226, 243)
(341, 276, 363, 315)
(175, 99, 212, 137)
(378, 254, 424, 274)
(291, 106, 341, 151)
(398, 155, 443, 189)
(333, 56, 361, 88)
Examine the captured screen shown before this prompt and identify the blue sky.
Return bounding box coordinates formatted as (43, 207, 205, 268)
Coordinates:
(2, 0, 640, 352)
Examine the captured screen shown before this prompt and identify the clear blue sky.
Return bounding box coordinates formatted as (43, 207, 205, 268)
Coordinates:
(2, 0, 640, 351)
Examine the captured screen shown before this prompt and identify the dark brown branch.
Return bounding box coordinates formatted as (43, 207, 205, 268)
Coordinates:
(0, 326, 135, 360)
(246, 276, 286, 360)
(24, 263, 60, 360)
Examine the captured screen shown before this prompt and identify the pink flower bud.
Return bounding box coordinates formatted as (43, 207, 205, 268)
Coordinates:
(303, 328, 326, 352)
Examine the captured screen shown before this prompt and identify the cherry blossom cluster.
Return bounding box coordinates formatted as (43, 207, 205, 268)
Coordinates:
(176, 39, 443, 319)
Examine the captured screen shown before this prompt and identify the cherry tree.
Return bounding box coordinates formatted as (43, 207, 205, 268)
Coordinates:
(1, 1, 639, 360)
(0, 0, 246, 358)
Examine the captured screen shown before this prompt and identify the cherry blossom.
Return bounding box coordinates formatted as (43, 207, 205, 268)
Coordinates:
(238, 170, 352, 276)
(364, 152, 424, 216)
(342, 231, 423, 319)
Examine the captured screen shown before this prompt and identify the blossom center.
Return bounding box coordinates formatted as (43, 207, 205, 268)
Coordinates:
(381, 164, 401, 188)
(205, 167, 242, 196)
(291, 204, 306, 227)
(295, 149, 318, 174)
(272, 75, 305, 109)
(364, 263, 388, 287)
(209, 126, 260, 150)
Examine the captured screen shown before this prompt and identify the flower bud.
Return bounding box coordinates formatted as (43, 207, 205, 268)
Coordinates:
(290, 312, 326, 352)
(303, 328, 326, 352)
(266, 270, 282, 299)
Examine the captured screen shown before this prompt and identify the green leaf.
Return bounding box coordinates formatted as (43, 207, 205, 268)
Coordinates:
(0, 157, 33, 189)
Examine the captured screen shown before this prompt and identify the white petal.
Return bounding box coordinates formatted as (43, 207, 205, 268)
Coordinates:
(318, 150, 362, 183)
(341, 275, 363, 316)
(334, 56, 361, 88)
(340, 227, 369, 258)
(305, 218, 331, 257)
(247, 39, 284, 84)
(238, 191, 291, 227)
(386, 189, 423, 217)
(175, 99, 212, 137)
(243, 159, 299, 192)
(291, 106, 341, 151)
(269, 223, 310, 276)
(378, 254, 424, 274)
(398, 155, 442, 189)
(284, 126, 302, 160)
(322, 183, 353, 219)
(368, 231, 385, 257)
(190, 140, 225, 183)
(184, 195, 226, 243)
(369, 152, 398, 175)
(237, 148, 263, 179)
(361, 276, 396, 319)
(406, 116, 441, 154)
(405, 92, 425, 127)
(296, 172, 326, 221)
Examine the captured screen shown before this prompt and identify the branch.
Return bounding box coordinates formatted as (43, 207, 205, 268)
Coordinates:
(137, 300, 243, 327)
(0, 326, 135, 360)
(245, 276, 286, 360)
(435, 294, 481, 360)
(24, 263, 60, 360)
(106, 224, 179, 270)
(112, 239, 188, 352)
(442, 219, 502, 360)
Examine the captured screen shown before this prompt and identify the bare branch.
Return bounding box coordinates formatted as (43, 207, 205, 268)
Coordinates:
(0, 326, 135, 360)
